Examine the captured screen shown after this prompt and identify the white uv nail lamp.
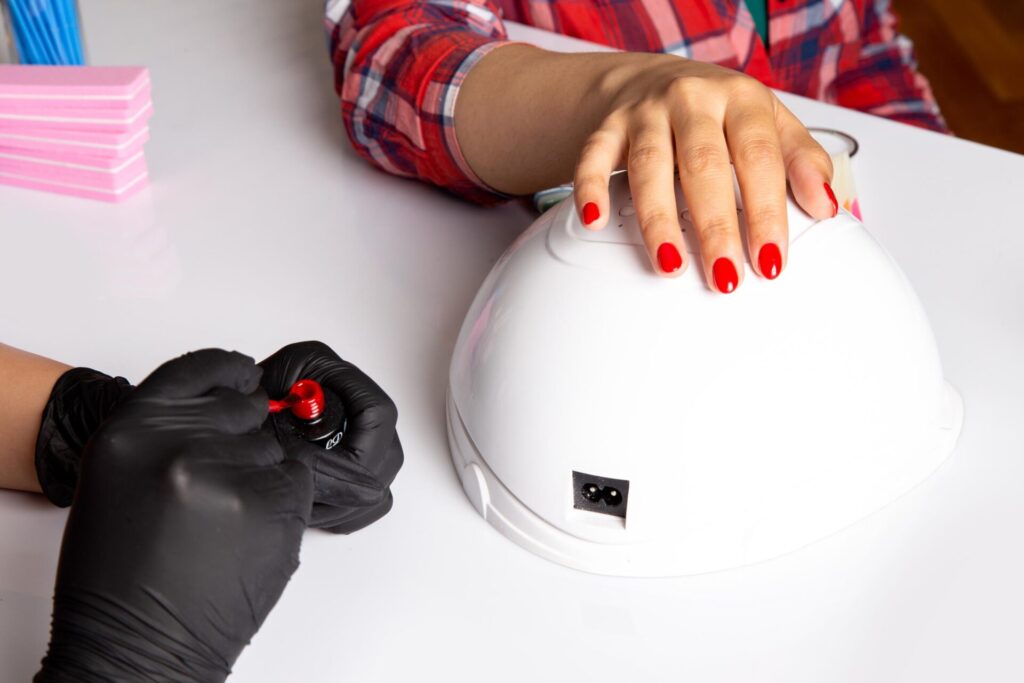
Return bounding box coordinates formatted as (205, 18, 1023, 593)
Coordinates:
(446, 172, 963, 577)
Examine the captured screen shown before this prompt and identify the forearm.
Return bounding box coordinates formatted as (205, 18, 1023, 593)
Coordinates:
(0, 344, 70, 492)
(454, 46, 677, 195)
(455, 45, 610, 195)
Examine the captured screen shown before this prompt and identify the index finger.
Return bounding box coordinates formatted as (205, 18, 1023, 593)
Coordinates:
(627, 111, 689, 277)
(133, 349, 263, 401)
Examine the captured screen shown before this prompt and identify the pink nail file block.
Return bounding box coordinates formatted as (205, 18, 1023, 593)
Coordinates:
(0, 85, 151, 117)
(0, 100, 153, 133)
(0, 126, 150, 158)
(0, 142, 142, 167)
(0, 169, 149, 202)
(0, 150, 147, 188)
(0, 67, 152, 201)
(0, 66, 149, 110)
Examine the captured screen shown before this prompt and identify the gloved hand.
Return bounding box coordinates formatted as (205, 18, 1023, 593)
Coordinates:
(35, 350, 313, 683)
(35, 367, 133, 507)
(259, 341, 403, 534)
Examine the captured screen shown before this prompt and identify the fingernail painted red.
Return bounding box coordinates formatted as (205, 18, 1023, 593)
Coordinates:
(657, 242, 682, 273)
(712, 258, 738, 294)
(582, 202, 600, 225)
(824, 183, 838, 217)
(758, 243, 782, 280)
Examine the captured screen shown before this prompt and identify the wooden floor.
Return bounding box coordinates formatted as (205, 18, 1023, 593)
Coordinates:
(896, 0, 1024, 154)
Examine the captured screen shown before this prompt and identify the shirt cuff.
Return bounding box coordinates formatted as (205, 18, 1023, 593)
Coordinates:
(437, 40, 520, 204)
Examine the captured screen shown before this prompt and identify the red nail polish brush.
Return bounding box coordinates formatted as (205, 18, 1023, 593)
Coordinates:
(268, 379, 347, 449)
(268, 379, 326, 420)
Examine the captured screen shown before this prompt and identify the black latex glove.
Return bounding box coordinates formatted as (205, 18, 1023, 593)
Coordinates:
(35, 367, 134, 507)
(259, 341, 403, 534)
(35, 350, 313, 683)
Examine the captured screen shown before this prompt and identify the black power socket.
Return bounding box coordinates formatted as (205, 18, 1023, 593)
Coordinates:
(572, 471, 630, 519)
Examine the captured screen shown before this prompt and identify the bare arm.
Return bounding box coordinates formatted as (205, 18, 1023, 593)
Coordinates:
(0, 344, 70, 492)
(454, 45, 614, 196)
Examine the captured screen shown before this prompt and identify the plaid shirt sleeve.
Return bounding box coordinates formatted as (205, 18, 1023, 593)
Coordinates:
(831, 0, 948, 133)
(325, 0, 513, 204)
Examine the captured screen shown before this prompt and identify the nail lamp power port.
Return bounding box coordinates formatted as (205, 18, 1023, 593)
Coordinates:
(446, 172, 963, 577)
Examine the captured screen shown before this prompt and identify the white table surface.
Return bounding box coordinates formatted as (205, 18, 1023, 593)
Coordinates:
(2, 1, 1023, 681)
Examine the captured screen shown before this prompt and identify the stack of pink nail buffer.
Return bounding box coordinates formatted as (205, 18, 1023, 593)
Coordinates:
(0, 65, 152, 202)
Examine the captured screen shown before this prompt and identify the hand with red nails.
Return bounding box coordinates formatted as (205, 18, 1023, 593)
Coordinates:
(456, 47, 838, 291)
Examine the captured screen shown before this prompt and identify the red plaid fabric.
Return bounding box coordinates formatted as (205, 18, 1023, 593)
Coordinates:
(326, 0, 946, 203)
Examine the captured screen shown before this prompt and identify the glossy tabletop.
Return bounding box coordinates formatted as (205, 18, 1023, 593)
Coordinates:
(1, 1, 1023, 681)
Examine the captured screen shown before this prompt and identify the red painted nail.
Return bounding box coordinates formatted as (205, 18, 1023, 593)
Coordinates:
(582, 202, 600, 225)
(824, 182, 838, 217)
(657, 242, 682, 273)
(712, 258, 738, 294)
(758, 243, 782, 280)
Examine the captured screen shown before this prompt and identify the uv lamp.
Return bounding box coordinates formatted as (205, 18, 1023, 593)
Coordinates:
(447, 172, 962, 577)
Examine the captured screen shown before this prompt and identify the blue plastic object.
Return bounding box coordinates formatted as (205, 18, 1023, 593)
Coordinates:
(7, 0, 84, 65)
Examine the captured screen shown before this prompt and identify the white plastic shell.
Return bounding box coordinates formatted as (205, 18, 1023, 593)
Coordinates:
(448, 173, 962, 577)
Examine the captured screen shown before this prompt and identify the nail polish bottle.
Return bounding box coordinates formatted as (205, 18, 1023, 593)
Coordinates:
(269, 379, 347, 450)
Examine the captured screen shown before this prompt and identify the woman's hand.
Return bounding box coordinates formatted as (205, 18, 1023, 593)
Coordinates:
(574, 54, 835, 289)
(456, 47, 837, 290)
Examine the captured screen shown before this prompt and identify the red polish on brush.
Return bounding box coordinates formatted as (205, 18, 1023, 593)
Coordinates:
(268, 378, 347, 449)
(268, 379, 325, 420)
